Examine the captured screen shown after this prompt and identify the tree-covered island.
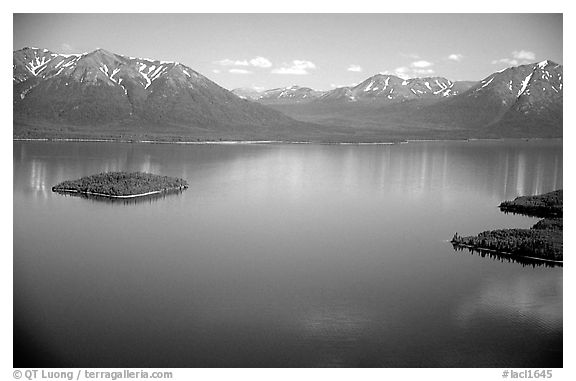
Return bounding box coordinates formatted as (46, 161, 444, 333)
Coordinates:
(451, 190, 563, 262)
(52, 172, 188, 198)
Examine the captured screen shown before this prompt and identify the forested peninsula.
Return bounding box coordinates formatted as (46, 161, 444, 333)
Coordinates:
(451, 190, 563, 262)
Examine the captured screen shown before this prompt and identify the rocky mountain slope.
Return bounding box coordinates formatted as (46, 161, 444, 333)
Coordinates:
(13, 47, 311, 140)
(408, 60, 563, 136)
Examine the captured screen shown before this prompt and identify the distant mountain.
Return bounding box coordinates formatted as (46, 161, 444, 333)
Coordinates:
(247, 61, 562, 138)
(233, 76, 475, 106)
(230, 87, 263, 100)
(318, 75, 475, 103)
(13, 47, 312, 140)
(232, 85, 326, 104)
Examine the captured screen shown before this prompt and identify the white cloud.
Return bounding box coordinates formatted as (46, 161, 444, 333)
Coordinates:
(212, 69, 221, 74)
(249, 56, 272, 68)
(448, 53, 463, 62)
(412, 68, 435, 75)
(380, 65, 434, 79)
(411, 60, 433, 68)
(347, 64, 363, 72)
(393, 67, 410, 78)
(380, 67, 406, 79)
(272, 60, 316, 75)
(215, 56, 273, 69)
(229, 68, 252, 74)
(492, 50, 536, 67)
(215, 58, 250, 66)
(512, 50, 536, 60)
(60, 43, 74, 53)
(330, 82, 358, 88)
(492, 58, 519, 66)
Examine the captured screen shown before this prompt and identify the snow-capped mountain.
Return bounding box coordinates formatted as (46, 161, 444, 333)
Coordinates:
(13, 47, 300, 134)
(410, 60, 563, 136)
(235, 75, 476, 106)
(464, 59, 562, 115)
(254, 60, 562, 138)
(232, 85, 326, 103)
(319, 75, 475, 103)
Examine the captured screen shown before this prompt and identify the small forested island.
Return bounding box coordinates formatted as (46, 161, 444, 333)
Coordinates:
(52, 172, 188, 198)
(452, 190, 563, 262)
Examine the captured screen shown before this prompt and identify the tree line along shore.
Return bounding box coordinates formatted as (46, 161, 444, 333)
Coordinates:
(451, 190, 563, 262)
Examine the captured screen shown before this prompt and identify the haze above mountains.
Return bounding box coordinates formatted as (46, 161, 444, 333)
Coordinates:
(13, 47, 562, 142)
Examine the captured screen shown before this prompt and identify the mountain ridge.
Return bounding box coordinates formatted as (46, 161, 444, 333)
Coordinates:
(14, 47, 562, 141)
(232, 75, 477, 105)
(13, 47, 321, 141)
(239, 60, 562, 138)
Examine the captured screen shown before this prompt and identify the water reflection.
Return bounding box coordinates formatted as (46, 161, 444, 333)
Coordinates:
(14, 140, 562, 204)
(52, 189, 187, 205)
(29, 159, 48, 197)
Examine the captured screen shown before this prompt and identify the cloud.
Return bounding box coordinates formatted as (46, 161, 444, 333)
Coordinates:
(212, 69, 221, 74)
(60, 43, 74, 53)
(215, 56, 273, 69)
(330, 82, 358, 88)
(380, 67, 409, 79)
(215, 58, 250, 66)
(512, 50, 536, 60)
(380, 65, 435, 79)
(492, 50, 536, 67)
(229, 68, 252, 74)
(448, 53, 463, 62)
(347, 64, 363, 72)
(249, 56, 272, 68)
(411, 60, 433, 68)
(382, 64, 435, 79)
(492, 58, 519, 66)
(412, 68, 435, 75)
(379, 58, 437, 79)
(393, 67, 410, 78)
(272, 60, 316, 75)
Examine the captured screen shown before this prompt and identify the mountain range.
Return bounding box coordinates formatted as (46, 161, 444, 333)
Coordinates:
(14, 47, 563, 141)
(232, 76, 476, 104)
(233, 60, 562, 138)
(13, 47, 317, 141)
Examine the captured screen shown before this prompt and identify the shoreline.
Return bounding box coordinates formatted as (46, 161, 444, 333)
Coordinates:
(13, 137, 561, 146)
(53, 187, 186, 199)
(451, 242, 563, 264)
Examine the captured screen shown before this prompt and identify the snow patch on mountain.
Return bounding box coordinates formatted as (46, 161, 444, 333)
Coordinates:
(517, 73, 533, 97)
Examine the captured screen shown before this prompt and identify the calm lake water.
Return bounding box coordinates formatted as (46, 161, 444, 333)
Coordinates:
(13, 139, 562, 367)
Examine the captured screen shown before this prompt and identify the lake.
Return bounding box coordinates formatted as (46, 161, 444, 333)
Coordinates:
(13, 139, 563, 367)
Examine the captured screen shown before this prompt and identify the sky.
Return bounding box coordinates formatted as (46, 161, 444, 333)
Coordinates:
(13, 13, 562, 91)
